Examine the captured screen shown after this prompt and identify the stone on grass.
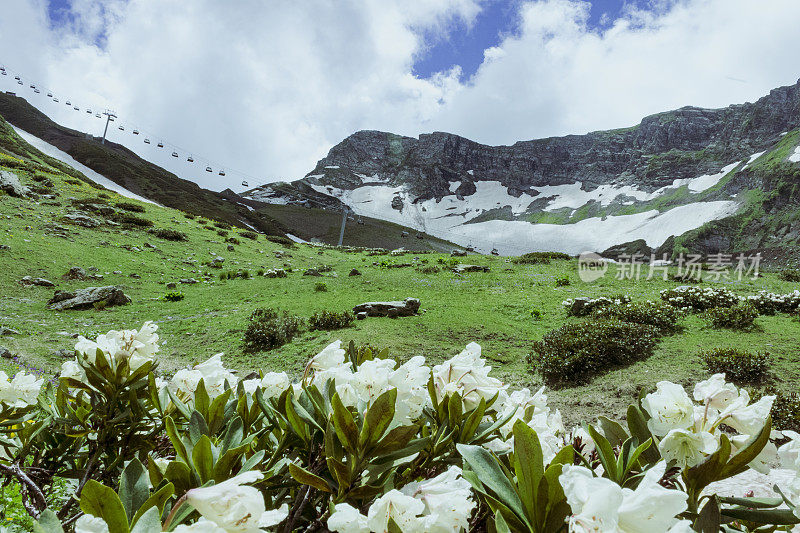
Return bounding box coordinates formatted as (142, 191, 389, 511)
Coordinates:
(452, 264, 490, 274)
(303, 268, 322, 277)
(0, 326, 19, 336)
(349, 268, 362, 276)
(356, 311, 367, 320)
(227, 244, 235, 252)
(0, 346, 12, 359)
(0, 170, 29, 197)
(47, 286, 131, 311)
(568, 297, 591, 316)
(166, 282, 177, 289)
(20, 276, 55, 287)
(63, 212, 102, 228)
(52, 349, 73, 359)
(353, 298, 420, 317)
(451, 250, 468, 257)
(180, 278, 199, 284)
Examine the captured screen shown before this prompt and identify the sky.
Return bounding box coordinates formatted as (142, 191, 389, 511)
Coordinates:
(1, 0, 799, 191)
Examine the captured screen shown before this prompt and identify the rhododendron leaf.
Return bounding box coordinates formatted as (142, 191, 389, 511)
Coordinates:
(719, 416, 771, 480)
(119, 458, 149, 521)
(164, 416, 190, 464)
(194, 378, 210, 415)
(130, 506, 161, 533)
(374, 424, 418, 455)
(360, 388, 397, 448)
(627, 404, 660, 464)
(220, 415, 244, 453)
(460, 397, 486, 441)
(721, 508, 800, 526)
(164, 460, 192, 495)
(598, 416, 629, 447)
(694, 495, 721, 532)
(33, 509, 64, 533)
(457, 443, 526, 522)
(331, 393, 358, 453)
(285, 394, 309, 442)
(192, 435, 215, 484)
(718, 495, 783, 508)
(587, 423, 618, 482)
(130, 482, 174, 527)
(189, 411, 209, 444)
(289, 462, 332, 492)
(80, 479, 130, 533)
(511, 419, 543, 524)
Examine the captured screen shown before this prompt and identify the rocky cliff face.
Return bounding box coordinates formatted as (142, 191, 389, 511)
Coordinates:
(244, 80, 800, 256)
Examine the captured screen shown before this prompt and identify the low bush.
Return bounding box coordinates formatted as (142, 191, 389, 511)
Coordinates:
(226, 237, 241, 245)
(150, 228, 188, 241)
(183, 212, 196, 219)
(242, 308, 304, 352)
(593, 300, 682, 334)
(555, 276, 570, 287)
(530, 308, 542, 319)
(115, 213, 153, 227)
(744, 290, 800, 315)
(266, 235, 296, 247)
(418, 265, 441, 274)
(660, 286, 738, 311)
(217, 229, 228, 237)
(115, 201, 145, 213)
(214, 221, 232, 230)
(563, 295, 631, 317)
(530, 320, 660, 383)
(701, 347, 769, 382)
(512, 251, 572, 264)
(241, 230, 258, 240)
(308, 310, 355, 331)
(779, 269, 800, 282)
(705, 303, 759, 330)
(162, 291, 185, 302)
(219, 269, 250, 280)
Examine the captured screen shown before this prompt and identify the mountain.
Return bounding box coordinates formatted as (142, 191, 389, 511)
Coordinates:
(243, 80, 800, 258)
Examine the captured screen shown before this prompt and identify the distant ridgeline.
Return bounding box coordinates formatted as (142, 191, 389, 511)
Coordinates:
(243, 80, 800, 260)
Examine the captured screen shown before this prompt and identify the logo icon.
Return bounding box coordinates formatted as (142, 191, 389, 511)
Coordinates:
(578, 251, 608, 282)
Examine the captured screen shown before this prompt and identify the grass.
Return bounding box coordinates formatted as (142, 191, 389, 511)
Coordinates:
(1, 109, 800, 434)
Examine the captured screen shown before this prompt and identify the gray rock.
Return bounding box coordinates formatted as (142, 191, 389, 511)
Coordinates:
(63, 212, 101, 227)
(356, 311, 368, 320)
(0, 326, 19, 336)
(64, 266, 88, 280)
(52, 349, 73, 359)
(0, 245, 10, 251)
(180, 278, 199, 284)
(353, 298, 420, 317)
(303, 268, 322, 276)
(265, 268, 287, 278)
(0, 170, 29, 197)
(391, 196, 404, 211)
(166, 282, 177, 289)
(113, 270, 122, 275)
(451, 250, 468, 257)
(212, 257, 225, 266)
(0, 346, 11, 359)
(349, 268, 362, 276)
(569, 297, 591, 316)
(452, 264, 490, 274)
(20, 276, 55, 287)
(129, 273, 141, 279)
(47, 286, 132, 311)
(227, 244, 235, 252)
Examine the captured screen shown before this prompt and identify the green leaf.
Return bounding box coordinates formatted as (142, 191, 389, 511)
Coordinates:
(164, 416, 189, 465)
(694, 495, 720, 533)
(119, 459, 149, 522)
(331, 393, 359, 453)
(33, 509, 64, 533)
(131, 483, 174, 528)
(192, 435, 215, 484)
(360, 388, 397, 449)
(586, 424, 618, 482)
(130, 507, 162, 533)
(598, 416, 629, 447)
(719, 417, 771, 480)
(626, 404, 660, 464)
(80, 480, 130, 533)
(720, 507, 800, 525)
(457, 443, 528, 527)
(289, 463, 332, 492)
(188, 411, 209, 444)
(447, 392, 463, 425)
(511, 419, 544, 526)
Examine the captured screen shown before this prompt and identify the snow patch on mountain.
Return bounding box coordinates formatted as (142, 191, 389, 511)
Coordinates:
(790, 145, 800, 163)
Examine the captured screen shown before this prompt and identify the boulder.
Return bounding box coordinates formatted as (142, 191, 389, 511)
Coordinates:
(265, 269, 287, 278)
(47, 286, 131, 311)
(0, 346, 11, 359)
(52, 349, 73, 359)
(0, 245, 10, 251)
(356, 311, 367, 320)
(450, 250, 468, 257)
(20, 276, 55, 287)
(180, 278, 199, 284)
(0, 170, 29, 197)
(0, 326, 19, 336)
(569, 297, 591, 316)
(166, 282, 177, 289)
(63, 266, 89, 280)
(63, 212, 102, 228)
(353, 298, 420, 317)
(303, 268, 322, 276)
(227, 244, 235, 252)
(452, 264, 490, 274)
(211, 257, 225, 267)
(129, 273, 141, 279)
(349, 268, 362, 276)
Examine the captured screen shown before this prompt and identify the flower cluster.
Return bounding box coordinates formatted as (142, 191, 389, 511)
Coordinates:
(743, 289, 800, 315)
(0, 370, 42, 408)
(660, 286, 738, 311)
(562, 295, 631, 317)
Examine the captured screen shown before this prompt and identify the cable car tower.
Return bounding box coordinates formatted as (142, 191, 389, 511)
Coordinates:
(101, 110, 117, 145)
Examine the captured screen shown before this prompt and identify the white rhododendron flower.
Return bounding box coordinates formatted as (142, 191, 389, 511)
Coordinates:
(721, 393, 775, 436)
(367, 490, 426, 532)
(642, 381, 694, 436)
(169, 353, 238, 400)
(172, 519, 228, 532)
(659, 429, 718, 468)
(693, 373, 740, 411)
(432, 342, 507, 411)
(731, 435, 778, 474)
(0, 371, 43, 408)
(779, 430, 800, 471)
(561, 462, 688, 532)
(74, 515, 110, 533)
(308, 340, 347, 371)
(496, 386, 549, 437)
(186, 471, 288, 532)
(74, 321, 159, 371)
(328, 503, 370, 533)
(60, 359, 86, 382)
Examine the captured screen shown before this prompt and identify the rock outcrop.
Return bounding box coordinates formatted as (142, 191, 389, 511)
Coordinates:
(47, 286, 131, 310)
(353, 298, 420, 317)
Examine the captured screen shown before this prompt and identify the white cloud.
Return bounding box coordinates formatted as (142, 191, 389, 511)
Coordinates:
(0, 0, 798, 191)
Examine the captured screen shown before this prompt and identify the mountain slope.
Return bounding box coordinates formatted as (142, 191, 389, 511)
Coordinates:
(244, 80, 800, 256)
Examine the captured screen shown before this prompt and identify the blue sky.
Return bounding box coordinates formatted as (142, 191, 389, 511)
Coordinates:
(413, 0, 651, 79)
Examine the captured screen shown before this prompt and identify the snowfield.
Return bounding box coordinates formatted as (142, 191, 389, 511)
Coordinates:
(13, 126, 159, 205)
(790, 145, 800, 163)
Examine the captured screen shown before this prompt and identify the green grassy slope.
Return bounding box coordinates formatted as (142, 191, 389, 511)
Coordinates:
(1, 110, 799, 429)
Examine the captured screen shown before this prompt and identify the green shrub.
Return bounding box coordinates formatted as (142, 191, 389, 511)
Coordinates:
(752, 388, 800, 432)
(563, 295, 631, 317)
(219, 270, 250, 280)
(779, 269, 800, 282)
(162, 291, 185, 302)
(115, 213, 153, 227)
(512, 251, 572, 264)
(661, 286, 738, 311)
(214, 221, 232, 230)
(705, 303, 759, 330)
(115, 201, 145, 213)
(314, 282, 328, 292)
(183, 212, 196, 219)
(217, 230, 228, 237)
(150, 228, 188, 241)
(555, 276, 570, 287)
(266, 235, 296, 247)
(308, 310, 355, 331)
(593, 300, 682, 335)
(418, 265, 440, 274)
(530, 308, 542, 320)
(530, 320, 660, 384)
(226, 237, 241, 245)
(241, 231, 258, 240)
(700, 348, 769, 382)
(242, 308, 304, 352)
